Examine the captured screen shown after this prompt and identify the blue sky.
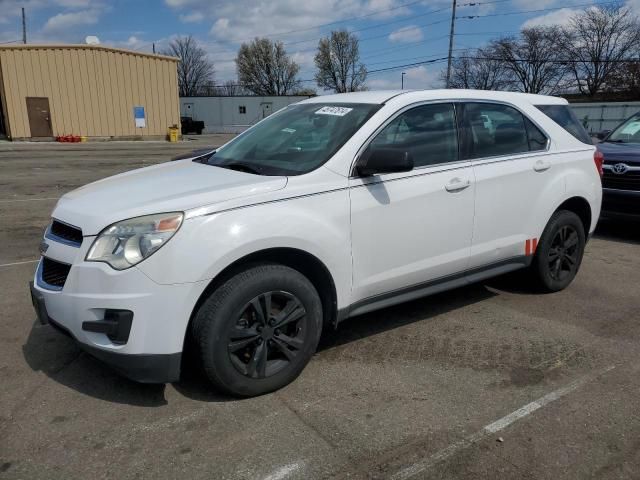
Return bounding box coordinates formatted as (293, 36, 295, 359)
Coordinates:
(1, 0, 638, 91)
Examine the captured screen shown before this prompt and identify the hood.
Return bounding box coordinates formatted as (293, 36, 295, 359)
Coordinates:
(53, 160, 287, 235)
(597, 141, 640, 164)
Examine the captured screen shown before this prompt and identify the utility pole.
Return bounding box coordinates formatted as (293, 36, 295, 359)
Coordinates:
(445, 0, 457, 88)
(21, 8, 27, 44)
(401, 72, 406, 89)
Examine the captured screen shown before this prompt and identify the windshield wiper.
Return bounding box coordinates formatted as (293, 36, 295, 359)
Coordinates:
(604, 139, 627, 143)
(216, 162, 262, 175)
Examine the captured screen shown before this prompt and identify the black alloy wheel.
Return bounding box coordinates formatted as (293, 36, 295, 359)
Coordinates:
(547, 225, 580, 281)
(531, 210, 586, 292)
(193, 264, 323, 397)
(227, 291, 307, 379)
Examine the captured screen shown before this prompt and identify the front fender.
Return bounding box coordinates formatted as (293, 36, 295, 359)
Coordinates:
(136, 189, 352, 309)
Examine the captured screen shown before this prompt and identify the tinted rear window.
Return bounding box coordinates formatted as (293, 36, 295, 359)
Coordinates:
(535, 105, 592, 145)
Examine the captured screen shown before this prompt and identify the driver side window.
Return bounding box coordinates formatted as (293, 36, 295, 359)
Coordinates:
(368, 103, 459, 168)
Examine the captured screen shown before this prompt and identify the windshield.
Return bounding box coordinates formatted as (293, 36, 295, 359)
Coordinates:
(205, 103, 381, 176)
(607, 113, 640, 144)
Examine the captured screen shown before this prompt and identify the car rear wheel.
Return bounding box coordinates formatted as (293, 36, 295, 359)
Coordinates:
(530, 210, 586, 292)
(192, 264, 322, 397)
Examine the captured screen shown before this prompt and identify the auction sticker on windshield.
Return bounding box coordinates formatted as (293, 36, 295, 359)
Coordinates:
(315, 106, 353, 116)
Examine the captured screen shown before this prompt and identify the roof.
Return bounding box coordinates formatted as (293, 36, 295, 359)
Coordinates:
(0, 44, 178, 62)
(299, 89, 567, 105)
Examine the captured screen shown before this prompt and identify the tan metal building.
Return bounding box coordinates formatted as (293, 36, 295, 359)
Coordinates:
(0, 44, 180, 140)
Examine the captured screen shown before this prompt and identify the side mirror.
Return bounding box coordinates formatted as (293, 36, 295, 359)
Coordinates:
(596, 130, 611, 140)
(356, 149, 414, 177)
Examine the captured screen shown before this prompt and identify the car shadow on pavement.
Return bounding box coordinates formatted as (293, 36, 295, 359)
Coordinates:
(22, 321, 170, 407)
(594, 218, 640, 245)
(23, 281, 503, 405)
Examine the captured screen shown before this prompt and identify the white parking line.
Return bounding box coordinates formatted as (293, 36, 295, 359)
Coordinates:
(0, 197, 59, 203)
(391, 365, 616, 480)
(262, 462, 303, 480)
(0, 259, 39, 268)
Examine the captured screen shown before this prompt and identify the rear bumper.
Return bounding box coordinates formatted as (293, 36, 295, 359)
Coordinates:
(601, 188, 640, 220)
(30, 281, 181, 383)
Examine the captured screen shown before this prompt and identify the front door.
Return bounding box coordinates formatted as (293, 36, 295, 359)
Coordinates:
(26, 97, 52, 137)
(349, 103, 475, 305)
(261, 102, 272, 118)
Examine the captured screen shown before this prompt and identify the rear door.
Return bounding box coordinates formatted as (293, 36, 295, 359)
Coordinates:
(459, 101, 557, 269)
(349, 102, 475, 305)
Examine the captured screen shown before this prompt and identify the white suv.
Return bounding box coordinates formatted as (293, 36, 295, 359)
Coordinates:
(30, 90, 602, 396)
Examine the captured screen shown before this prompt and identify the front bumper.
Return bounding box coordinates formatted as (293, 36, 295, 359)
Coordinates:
(601, 188, 640, 220)
(30, 280, 182, 383)
(30, 231, 208, 383)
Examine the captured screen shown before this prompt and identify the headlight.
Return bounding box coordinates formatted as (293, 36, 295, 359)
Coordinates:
(86, 212, 183, 270)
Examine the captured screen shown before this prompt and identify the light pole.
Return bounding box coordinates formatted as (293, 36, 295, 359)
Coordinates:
(401, 72, 406, 90)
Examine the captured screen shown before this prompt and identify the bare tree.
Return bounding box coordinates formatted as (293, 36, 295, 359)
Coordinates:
(561, 5, 640, 96)
(490, 27, 568, 94)
(218, 80, 242, 96)
(314, 30, 367, 93)
(161, 36, 214, 97)
(607, 59, 640, 97)
(442, 47, 509, 90)
(236, 38, 300, 95)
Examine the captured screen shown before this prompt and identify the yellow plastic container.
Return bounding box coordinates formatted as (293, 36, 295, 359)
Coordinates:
(168, 126, 179, 143)
(80, 136, 88, 142)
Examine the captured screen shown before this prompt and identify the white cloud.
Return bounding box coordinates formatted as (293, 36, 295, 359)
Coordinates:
(521, 8, 577, 29)
(180, 12, 204, 23)
(54, 0, 94, 7)
(388, 25, 423, 43)
(367, 65, 435, 90)
(42, 9, 100, 33)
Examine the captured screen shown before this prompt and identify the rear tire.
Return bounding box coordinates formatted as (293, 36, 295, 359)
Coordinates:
(530, 210, 586, 292)
(192, 264, 322, 397)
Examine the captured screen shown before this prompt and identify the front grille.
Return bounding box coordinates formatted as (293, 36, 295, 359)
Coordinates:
(41, 257, 71, 288)
(49, 220, 83, 245)
(602, 163, 640, 191)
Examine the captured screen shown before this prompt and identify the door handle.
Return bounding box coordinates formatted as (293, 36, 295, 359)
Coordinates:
(533, 159, 551, 172)
(445, 177, 471, 192)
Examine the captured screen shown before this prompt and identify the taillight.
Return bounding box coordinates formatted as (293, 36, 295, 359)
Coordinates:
(594, 150, 604, 177)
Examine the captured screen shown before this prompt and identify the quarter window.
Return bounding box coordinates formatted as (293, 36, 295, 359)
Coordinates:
(367, 103, 458, 168)
(535, 104, 592, 145)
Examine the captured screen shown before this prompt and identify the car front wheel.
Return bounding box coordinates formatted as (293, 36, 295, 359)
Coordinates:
(192, 264, 322, 397)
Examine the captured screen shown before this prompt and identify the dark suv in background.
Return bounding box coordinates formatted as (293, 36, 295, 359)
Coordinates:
(596, 111, 640, 220)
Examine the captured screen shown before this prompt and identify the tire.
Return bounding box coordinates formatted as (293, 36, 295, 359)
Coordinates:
(192, 264, 323, 397)
(530, 210, 586, 292)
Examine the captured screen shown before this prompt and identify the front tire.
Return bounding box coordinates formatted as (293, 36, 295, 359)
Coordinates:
(530, 210, 586, 292)
(192, 264, 322, 397)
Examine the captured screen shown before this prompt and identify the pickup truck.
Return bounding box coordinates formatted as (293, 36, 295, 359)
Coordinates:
(180, 116, 204, 135)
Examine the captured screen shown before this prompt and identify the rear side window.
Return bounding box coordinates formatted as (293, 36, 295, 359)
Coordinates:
(535, 104, 592, 145)
(460, 103, 536, 159)
(368, 103, 458, 167)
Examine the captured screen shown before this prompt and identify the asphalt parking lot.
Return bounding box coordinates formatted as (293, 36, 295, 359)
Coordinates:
(1, 138, 640, 480)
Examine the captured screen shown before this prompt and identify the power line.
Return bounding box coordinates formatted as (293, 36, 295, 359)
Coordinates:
(460, 55, 640, 63)
(458, 0, 618, 19)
